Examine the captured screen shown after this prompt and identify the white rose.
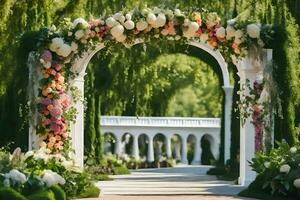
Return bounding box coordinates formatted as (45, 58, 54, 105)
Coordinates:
(188, 22, 199, 32)
(106, 17, 117, 27)
(200, 33, 209, 42)
(71, 42, 78, 51)
(227, 18, 236, 25)
(280, 164, 291, 173)
(124, 20, 135, 30)
(125, 13, 132, 20)
(113, 12, 123, 21)
(147, 13, 157, 25)
(75, 30, 85, 40)
(174, 9, 182, 16)
(293, 178, 300, 189)
(216, 27, 226, 38)
(115, 34, 126, 42)
(111, 24, 124, 38)
(247, 24, 260, 38)
(264, 161, 271, 168)
(235, 30, 244, 39)
(290, 147, 297, 153)
(226, 26, 236, 39)
(161, 29, 169, 36)
(156, 13, 166, 27)
(57, 44, 71, 57)
(73, 18, 88, 28)
(49, 37, 64, 52)
(119, 16, 126, 24)
(136, 20, 148, 31)
(183, 19, 190, 26)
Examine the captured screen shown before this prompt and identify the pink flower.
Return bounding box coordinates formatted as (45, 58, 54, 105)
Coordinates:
(41, 50, 52, 62)
(50, 106, 63, 118)
(50, 123, 62, 134)
(54, 64, 62, 71)
(41, 98, 52, 105)
(59, 94, 71, 109)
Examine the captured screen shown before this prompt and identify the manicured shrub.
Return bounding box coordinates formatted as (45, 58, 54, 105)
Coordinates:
(77, 185, 100, 198)
(49, 185, 66, 200)
(114, 166, 130, 175)
(27, 190, 55, 200)
(0, 187, 27, 200)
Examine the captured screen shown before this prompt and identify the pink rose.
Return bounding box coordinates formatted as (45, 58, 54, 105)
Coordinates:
(41, 98, 52, 105)
(50, 123, 62, 134)
(50, 106, 63, 118)
(41, 50, 52, 62)
(59, 94, 71, 109)
(54, 64, 62, 71)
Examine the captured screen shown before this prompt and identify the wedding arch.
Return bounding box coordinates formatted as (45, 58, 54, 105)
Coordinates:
(27, 7, 274, 186)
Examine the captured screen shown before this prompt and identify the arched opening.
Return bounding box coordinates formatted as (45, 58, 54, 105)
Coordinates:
(187, 134, 196, 165)
(171, 134, 182, 162)
(138, 134, 149, 161)
(153, 133, 166, 162)
(121, 132, 133, 156)
(103, 132, 116, 155)
(201, 134, 216, 165)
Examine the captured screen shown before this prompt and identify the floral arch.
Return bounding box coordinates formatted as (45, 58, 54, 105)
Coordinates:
(27, 7, 274, 186)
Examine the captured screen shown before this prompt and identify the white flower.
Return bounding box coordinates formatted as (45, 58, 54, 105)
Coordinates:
(227, 18, 236, 25)
(57, 44, 71, 57)
(136, 20, 148, 31)
(147, 13, 157, 25)
(153, 7, 161, 14)
(183, 30, 194, 39)
(5, 169, 27, 184)
(200, 33, 209, 42)
(113, 12, 123, 21)
(71, 42, 78, 51)
(293, 178, 300, 189)
(124, 20, 135, 30)
(111, 24, 124, 38)
(174, 9, 182, 16)
(24, 150, 34, 159)
(264, 161, 271, 168)
(216, 27, 226, 38)
(280, 164, 291, 173)
(165, 9, 174, 19)
(125, 13, 132, 20)
(234, 30, 244, 39)
(73, 18, 88, 28)
(247, 24, 261, 38)
(258, 88, 269, 104)
(290, 147, 297, 153)
(61, 160, 74, 168)
(155, 13, 166, 27)
(226, 26, 236, 39)
(106, 17, 117, 28)
(188, 22, 199, 32)
(175, 35, 181, 40)
(49, 37, 64, 52)
(75, 30, 85, 40)
(42, 170, 65, 187)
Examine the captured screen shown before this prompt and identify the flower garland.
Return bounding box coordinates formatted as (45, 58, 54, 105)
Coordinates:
(32, 7, 275, 154)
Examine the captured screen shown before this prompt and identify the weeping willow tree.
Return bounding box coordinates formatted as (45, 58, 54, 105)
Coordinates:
(0, 0, 299, 166)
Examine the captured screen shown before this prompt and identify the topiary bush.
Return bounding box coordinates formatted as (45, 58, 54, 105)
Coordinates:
(27, 190, 55, 200)
(0, 187, 27, 200)
(49, 185, 66, 200)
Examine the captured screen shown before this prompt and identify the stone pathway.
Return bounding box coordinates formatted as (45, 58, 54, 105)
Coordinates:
(93, 165, 253, 199)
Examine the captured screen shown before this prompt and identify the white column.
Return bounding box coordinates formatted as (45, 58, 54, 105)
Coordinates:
(70, 77, 84, 168)
(222, 86, 233, 164)
(192, 136, 201, 165)
(114, 135, 122, 156)
(166, 136, 172, 159)
(147, 135, 154, 162)
(180, 135, 188, 164)
(132, 135, 140, 160)
(238, 49, 272, 186)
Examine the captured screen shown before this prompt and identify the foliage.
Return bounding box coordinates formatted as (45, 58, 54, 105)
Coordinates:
(0, 147, 98, 199)
(76, 184, 100, 198)
(249, 141, 300, 197)
(0, 187, 27, 200)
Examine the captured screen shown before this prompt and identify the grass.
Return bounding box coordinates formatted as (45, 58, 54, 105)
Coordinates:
(77, 185, 100, 198)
